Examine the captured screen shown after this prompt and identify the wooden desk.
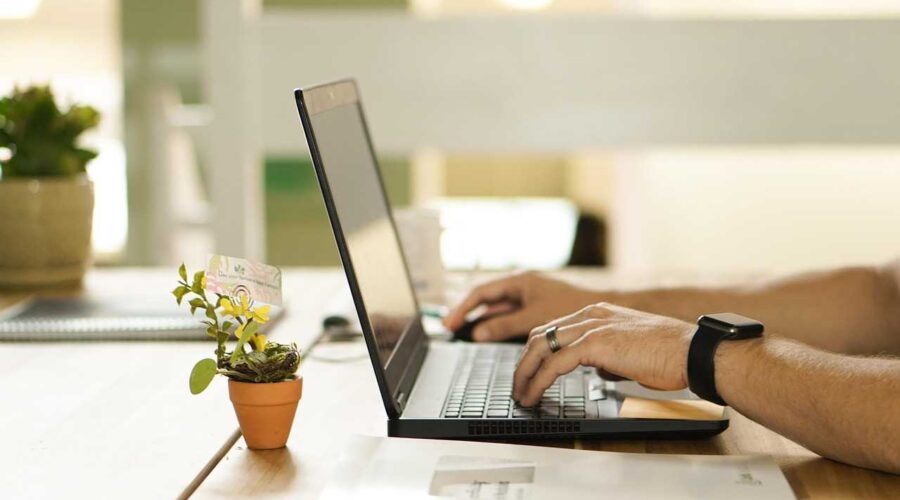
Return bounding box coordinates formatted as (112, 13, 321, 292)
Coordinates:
(4, 268, 899, 498)
(0, 268, 346, 499)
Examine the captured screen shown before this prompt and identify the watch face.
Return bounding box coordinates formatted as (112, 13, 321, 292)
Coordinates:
(699, 313, 764, 334)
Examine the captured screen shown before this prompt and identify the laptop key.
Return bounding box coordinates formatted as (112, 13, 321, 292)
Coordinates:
(564, 377, 582, 398)
(487, 410, 508, 418)
(539, 407, 560, 417)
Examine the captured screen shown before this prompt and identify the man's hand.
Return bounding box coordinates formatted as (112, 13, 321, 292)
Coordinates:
(443, 272, 603, 342)
(512, 303, 695, 407)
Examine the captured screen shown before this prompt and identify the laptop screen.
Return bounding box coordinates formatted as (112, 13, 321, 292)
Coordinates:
(297, 82, 422, 379)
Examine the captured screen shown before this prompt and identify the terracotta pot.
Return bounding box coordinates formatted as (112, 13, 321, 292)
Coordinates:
(0, 176, 94, 288)
(228, 377, 303, 450)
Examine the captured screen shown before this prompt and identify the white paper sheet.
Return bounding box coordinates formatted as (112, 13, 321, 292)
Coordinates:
(320, 435, 795, 500)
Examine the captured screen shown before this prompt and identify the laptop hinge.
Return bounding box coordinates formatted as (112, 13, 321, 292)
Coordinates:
(391, 334, 428, 417)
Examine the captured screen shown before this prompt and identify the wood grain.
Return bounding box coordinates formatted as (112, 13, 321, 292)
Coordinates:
(0, 268, 347, 499)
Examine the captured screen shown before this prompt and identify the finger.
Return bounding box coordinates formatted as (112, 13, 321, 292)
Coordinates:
(481, 302, 517, 318)
(518, 336, 594, 407)
(513, 320, 600, 400)
(472, 307, 550, 342)
(443, 276, 525, 330)
(527, 302, 615, 340)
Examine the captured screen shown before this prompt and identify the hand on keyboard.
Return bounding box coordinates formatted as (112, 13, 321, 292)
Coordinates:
(512, 303, 695, 407)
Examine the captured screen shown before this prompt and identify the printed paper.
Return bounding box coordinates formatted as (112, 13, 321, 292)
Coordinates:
(205, 254, 282, 306)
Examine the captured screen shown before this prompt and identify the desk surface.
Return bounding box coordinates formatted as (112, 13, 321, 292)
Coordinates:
(3, 268, 899, 498)
(0, 268, 345, 499)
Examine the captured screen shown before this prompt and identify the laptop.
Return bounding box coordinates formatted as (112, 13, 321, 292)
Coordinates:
(293, 79, 728, 439)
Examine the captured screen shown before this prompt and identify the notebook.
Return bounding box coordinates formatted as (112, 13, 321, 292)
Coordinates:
(0, 296, 281, 341)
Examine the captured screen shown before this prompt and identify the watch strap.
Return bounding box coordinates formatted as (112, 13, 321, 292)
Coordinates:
(687, 325, 728, 406)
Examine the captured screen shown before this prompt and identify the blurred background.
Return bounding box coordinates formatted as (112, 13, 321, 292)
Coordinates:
(5, 0, 900, 279)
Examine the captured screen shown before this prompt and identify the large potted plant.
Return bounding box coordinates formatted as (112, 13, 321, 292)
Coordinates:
(173, 264, 303, 450)
(0, 85, 100, 288)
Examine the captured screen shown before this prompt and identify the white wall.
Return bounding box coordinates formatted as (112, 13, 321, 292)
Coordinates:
(251, 12, 900, 274)
(258, 13, 900, 154)
(608, 148, 900, 274)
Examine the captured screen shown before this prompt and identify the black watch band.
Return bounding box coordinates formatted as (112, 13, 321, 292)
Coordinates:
(687, 313, 764, 406)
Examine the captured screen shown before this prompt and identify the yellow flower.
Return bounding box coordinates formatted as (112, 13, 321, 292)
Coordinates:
(219, 296, 246, 318)
(220, 294, 269, 326)
(248, 305, 271, 325)
(250, 334, 267, 351)
(233, 322, 245, 340)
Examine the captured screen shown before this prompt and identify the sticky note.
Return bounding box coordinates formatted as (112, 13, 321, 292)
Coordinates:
(619, 397, 724, 420)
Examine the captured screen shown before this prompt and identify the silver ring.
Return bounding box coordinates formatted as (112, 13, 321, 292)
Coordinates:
(545, 326, 561, 353)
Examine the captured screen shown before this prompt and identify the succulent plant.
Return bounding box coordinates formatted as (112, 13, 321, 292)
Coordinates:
(0, 84, 100, 178)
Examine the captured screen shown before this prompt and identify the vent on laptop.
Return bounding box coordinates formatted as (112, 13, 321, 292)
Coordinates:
(467, 420, 581, 436)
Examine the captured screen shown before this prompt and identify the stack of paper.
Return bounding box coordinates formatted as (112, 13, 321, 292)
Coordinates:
(321, 435, 794, 499)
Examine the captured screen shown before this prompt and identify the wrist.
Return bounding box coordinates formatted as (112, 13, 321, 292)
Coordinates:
(687, 314, 764, 405)
(678, 324, 695, 388)
(713, 337, 766, 406)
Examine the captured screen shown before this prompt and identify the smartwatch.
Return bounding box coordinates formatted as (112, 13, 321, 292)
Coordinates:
(687, 313, 764, 406)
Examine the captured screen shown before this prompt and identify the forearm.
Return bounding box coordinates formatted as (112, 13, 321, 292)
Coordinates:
(715, 337, 900, 474)
(612, 264, 900, 355)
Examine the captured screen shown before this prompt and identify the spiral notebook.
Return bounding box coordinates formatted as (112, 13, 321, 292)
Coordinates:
(0, 296, 281, 341)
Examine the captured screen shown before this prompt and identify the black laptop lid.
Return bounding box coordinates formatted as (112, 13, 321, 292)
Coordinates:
(293, 80, 428, 418)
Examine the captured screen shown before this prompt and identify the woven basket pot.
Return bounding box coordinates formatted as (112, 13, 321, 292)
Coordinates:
(0, 176, 94, 288)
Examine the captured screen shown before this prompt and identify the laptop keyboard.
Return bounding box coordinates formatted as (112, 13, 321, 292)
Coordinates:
(441, 346, 606, 419)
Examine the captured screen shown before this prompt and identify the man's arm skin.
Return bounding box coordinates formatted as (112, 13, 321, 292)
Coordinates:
(618, 263, 900, 355)
(717, 337, 900, 475)
(510, 304, 900, 474)
(445, 262, 900, 356)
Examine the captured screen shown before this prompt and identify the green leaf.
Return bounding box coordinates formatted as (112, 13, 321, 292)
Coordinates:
(191, 270, 205, 293)
(221, 320, 233, 333)
(0, 85, 100, 177)
(172, 286, 189, 305)
(205, 305, 217, 321)
(188, 298, 205, 315)
(189, 358, 218, 395)
(206, 325, 218, 338)
(229, 321, 260, 365)
(178, 263, 187, 281)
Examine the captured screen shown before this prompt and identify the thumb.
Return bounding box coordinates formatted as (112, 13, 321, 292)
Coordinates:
(473, 309, 547, 342)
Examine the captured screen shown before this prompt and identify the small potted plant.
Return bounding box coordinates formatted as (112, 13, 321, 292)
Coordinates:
(173, 264, 303, 450)
(0, 85, 100, 288)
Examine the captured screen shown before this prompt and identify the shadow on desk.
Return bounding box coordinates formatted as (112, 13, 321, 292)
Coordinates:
(781, 456, 900, 498)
